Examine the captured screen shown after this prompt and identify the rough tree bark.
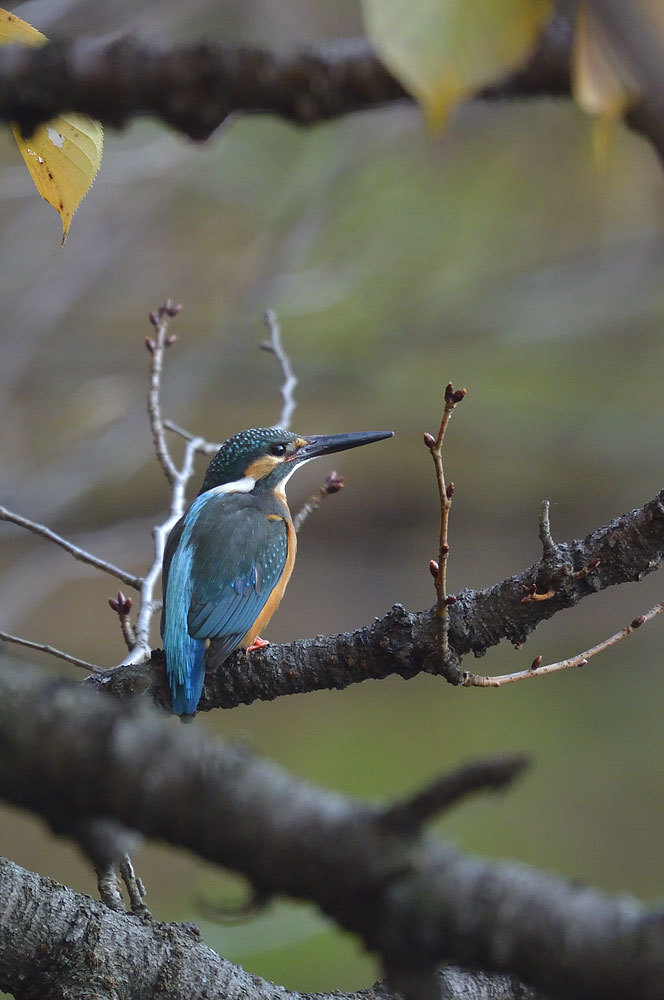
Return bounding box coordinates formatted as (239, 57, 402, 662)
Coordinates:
(85, 487, 664, 711)
(1, 658, 663, 1000)
(0, 9, 662, 166)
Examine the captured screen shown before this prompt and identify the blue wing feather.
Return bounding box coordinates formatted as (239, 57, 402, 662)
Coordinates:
(161, 490, 288, 715)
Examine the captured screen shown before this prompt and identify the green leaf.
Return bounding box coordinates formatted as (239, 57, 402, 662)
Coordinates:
(362, 0, 553, 132)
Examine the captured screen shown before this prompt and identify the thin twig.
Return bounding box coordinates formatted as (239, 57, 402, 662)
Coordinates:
(163, 419, 220, 454)
(118, 854, 149, 917)
(463, 601, 664, 687)
(0, 630, 104, 673)
(538, 499, 556, 558)
(424, 383, 466, 666)
(293, 471, 344, 533)
(108, 592, 136, 651)
(0, 506, 142, 590)
(521, 511, 600, 603)
(95, 864, 124, 912)
(382, 754, 529, 832)
(146, 300, 182, 484)
(262, 309, 298, 430)
(120, 302, 206, 667)
(121, 432, 204, 666)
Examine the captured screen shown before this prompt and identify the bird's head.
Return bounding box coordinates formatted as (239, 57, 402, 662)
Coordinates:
(199, 426, 393, 497)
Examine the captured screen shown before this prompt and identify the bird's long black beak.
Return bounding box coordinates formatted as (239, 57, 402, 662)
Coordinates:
(295, 430, 394, 461)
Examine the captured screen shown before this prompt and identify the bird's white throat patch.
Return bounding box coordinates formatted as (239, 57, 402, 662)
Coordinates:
(210, 477, 257, 495)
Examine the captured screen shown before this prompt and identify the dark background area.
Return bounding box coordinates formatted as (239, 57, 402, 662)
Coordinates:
(1, 0, 664, 990)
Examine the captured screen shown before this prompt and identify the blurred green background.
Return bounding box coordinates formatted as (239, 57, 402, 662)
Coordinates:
(2, 0, 664, 991)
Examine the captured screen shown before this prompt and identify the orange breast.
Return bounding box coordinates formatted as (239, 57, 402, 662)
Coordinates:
(240, 515, 297, 648)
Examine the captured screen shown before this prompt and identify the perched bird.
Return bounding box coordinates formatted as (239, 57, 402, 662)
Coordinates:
(161, 426, 393, 715)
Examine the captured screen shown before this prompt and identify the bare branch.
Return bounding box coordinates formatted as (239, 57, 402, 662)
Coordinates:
(0, 630, 103, 672)
(381, 754, 529, 832)
(0, 19, 569, 138)
(94, 862, 125, 912)
(0, 857, 543, 1000)
(259, 311, 345, 531)
(0, 505, 141, 590)
(463, 600, 664, 688)
(121, 302, 207, 666)
(0, 15, 662, 168)
(2, 658, 662, 1000)
(86, 487, 664, 712)
(293, 471, 344, 533)
(121, 433, 204, 666)
(163, 418, 220, 454)
(146, 300, 183, 485)
(118, 855, 149, 917)
(108, 592, 135, 651)
(262, 309, 298, 431)
(423, 383, 466, 680)
(538, 499, 556, 558)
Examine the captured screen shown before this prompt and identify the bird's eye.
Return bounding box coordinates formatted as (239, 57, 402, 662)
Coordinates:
(269, 443, 287, 457)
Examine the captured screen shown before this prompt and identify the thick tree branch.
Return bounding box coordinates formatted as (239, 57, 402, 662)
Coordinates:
(0, 11, 660, 162)
(85, 487, 664, 711)
(0, 35, 408, 139)
(0, 657, 661, 1000)
(0, 860, 542, 1000)
(0, 14, 619, 132)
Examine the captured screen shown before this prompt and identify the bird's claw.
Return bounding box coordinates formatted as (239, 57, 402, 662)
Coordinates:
(245, 636, 270, 653)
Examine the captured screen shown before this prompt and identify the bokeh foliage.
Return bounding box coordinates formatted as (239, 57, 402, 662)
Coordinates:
(1, 0, 664, 990)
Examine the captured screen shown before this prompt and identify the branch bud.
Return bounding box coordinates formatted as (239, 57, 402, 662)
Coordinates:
(323, 472, 344, 495)
(423, 432, 435, 449)
(145, 337, 156, 354)
(530, 655, 543, 671)
(148, 311, 159, 327)
(446, 482, 455, 499)
(631, 615, 646, 629)
(108, 591, 133, 616)
(429, 560, 439, 578)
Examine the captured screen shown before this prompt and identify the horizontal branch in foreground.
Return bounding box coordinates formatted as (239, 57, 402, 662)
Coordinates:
(0, 657, 661, 1000)
(86, 488, 664, 711)
(0, 17, 570, 139)
(0, 859, 541, 1000)
(0, 13, 661, 163)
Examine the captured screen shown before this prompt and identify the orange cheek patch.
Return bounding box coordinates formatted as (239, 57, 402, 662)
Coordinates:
(245, 455, 280, 480)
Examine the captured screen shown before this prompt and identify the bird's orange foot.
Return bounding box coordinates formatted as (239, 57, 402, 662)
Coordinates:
(245, 636, 270, 653)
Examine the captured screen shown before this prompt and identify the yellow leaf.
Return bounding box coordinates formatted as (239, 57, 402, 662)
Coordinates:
(573, 1, 638, 118)
(0, 8, 103, 242)
(362, 0, 553, 133)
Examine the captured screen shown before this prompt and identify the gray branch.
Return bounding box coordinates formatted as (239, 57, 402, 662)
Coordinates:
(0, 657, 661, 1000)
(85, 487, 664, 712)
(0, 857, 542, 1000)
(0, 13, 661, 165)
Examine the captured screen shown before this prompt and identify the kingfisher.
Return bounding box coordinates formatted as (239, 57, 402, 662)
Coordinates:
(161, 426, 393, 715)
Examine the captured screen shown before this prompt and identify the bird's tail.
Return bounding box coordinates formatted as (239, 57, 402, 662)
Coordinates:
(166, 631, 207, 717)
